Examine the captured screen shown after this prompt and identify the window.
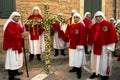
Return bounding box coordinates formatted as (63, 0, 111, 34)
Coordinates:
(0, 0, 16, 18)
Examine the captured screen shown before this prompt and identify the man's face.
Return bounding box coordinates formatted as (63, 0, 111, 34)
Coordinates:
(95, 15, 103, 23)
(13, 16, 20, 22)
(86, 14, 91, 19)
(110, 20, 114, 24)
(74, 16, 80, 23)
(58, 15, 62, 20)
(33, 9, 39, 15)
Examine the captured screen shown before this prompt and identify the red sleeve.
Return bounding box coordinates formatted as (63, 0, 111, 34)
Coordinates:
(69, 17, 72, 24)
(19, 27, 24, 33)
(64, 24, 70, 42)
(88, 24, 96, 45)
(25, 24, 30, 31)
(52, 23, 60, 31)
(78, 23, 86, 45)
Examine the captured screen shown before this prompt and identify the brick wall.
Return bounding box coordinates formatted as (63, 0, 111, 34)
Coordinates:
(116, 0, 120, 19)
(0, 0, 116, 53)
(16, 0, 115, 20)
(16, 0, 80, 19)
(105, 0, 120, 20)
(105, 0, 114, 20)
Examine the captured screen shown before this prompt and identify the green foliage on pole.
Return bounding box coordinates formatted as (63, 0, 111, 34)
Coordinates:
(24, 4, 68, 74)
(44, 4, 51, 74)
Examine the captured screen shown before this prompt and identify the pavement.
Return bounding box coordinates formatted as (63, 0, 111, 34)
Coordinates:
(0, 50, 120, 80)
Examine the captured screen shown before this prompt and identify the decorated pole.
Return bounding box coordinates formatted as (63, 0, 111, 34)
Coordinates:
(24, 4, 68, 74)
(44, 4, 51, 74)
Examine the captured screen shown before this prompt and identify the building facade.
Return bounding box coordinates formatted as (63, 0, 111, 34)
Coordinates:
(0, 0, 120, 18)
(0, 0, 119, 23)
(0, 0, 119, 53)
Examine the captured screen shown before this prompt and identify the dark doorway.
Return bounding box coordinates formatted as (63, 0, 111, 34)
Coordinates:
(84, 0, 101, 18)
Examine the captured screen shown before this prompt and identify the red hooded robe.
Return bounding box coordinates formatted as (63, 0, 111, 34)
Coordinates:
(88, 20, 118, 55)
(3, 22, 24, 54)
(65, 22, 86, 49)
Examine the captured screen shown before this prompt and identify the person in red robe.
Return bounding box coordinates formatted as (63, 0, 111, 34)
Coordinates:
(52, 13, 68, 57)
(88, 11, 118, 80)
(65, 12, 86, 79)
(3, 11, 24, 80)
(83, 12, 92, 54)
(25, 6, 45, 62)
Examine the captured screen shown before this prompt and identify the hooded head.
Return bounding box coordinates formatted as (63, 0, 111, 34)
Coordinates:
(57, 13, 63, 21)
(84, 12, 91, 19)
(73, 12, 82, 23)
(32, 6, 42, 15)
(73, 12, 85, 25)
(3, 11, 22, 32)
(92, 11, 106, 24)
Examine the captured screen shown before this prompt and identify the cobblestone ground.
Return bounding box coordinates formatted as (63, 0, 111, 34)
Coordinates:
(43, 57, 120, 80)
(0, 51, 120, 80)
(0, 50, 69, 80)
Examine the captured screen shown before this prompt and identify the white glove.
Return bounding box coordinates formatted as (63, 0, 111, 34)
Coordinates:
(76, 46, 84, 51)
(107, 49, 112, 54)
(107, 43, 115, 51)
(106, 43, 115, 54)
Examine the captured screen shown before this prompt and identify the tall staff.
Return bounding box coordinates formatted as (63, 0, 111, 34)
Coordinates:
(21, 13, 29, 78)
(22, 37, 29, 78)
